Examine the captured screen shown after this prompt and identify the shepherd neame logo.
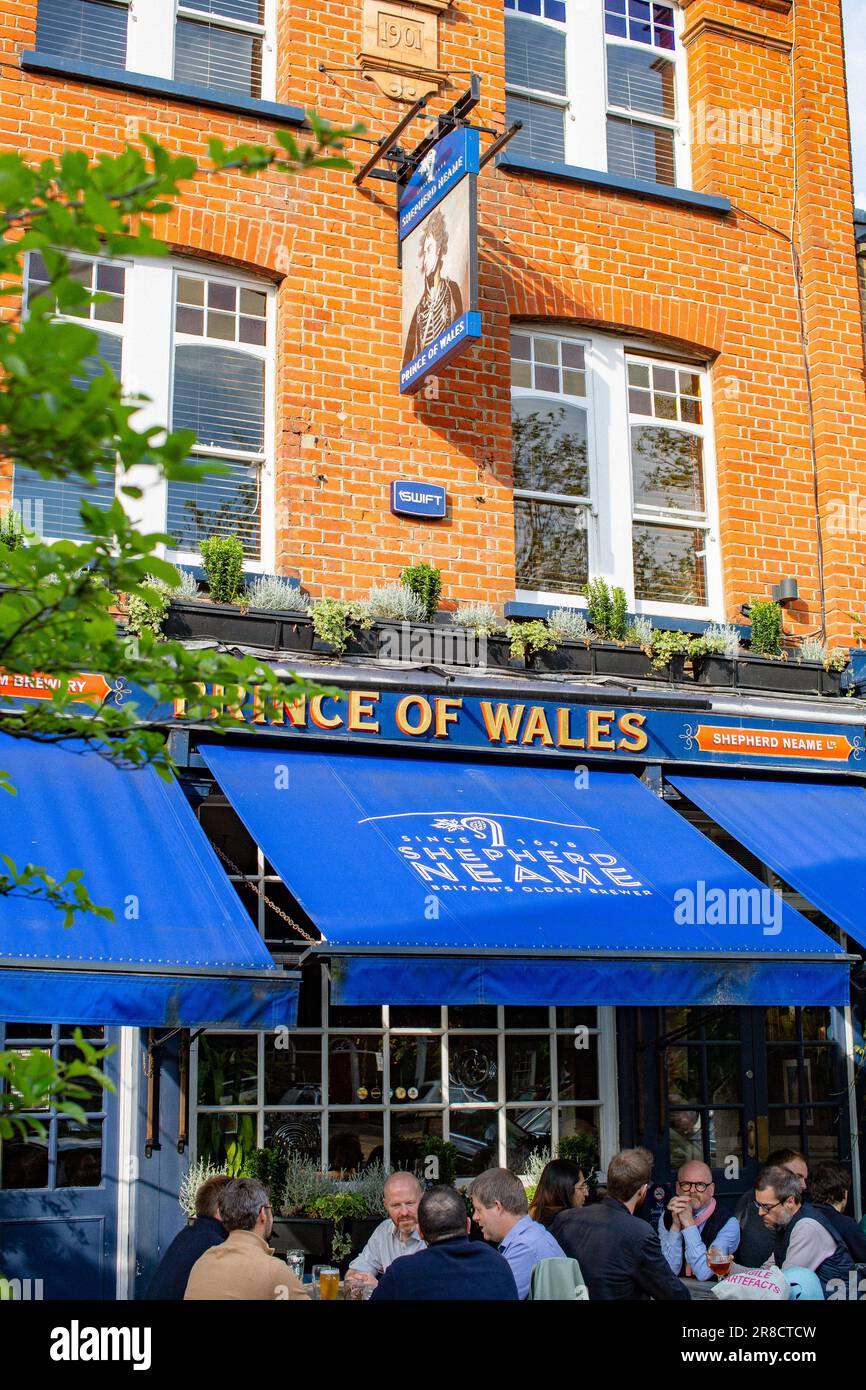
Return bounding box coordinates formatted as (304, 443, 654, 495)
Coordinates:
(360, 810, 651, 896)
(50, 1321, 151, 1371)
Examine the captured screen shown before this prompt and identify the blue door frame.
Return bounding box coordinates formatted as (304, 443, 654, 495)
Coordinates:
(0, 1024, 121, 1300)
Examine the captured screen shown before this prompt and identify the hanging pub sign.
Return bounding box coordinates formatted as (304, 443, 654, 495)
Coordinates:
(398, 127, 482, 394)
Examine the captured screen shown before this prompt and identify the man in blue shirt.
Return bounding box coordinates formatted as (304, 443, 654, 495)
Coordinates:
(370, 1186, 518, 1301)
(658, 1160, 739, 1282)
(471, 1167, 567, 1298)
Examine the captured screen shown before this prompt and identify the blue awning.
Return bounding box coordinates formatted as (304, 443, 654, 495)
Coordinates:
(201, 746, 849, 1006)
(668, 773, 866, 952)
(0, 734, 298, 1028)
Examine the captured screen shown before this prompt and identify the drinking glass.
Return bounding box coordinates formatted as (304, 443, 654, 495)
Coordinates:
(319, 1266, 340, 1300)
(707, 1247, 732, 1279)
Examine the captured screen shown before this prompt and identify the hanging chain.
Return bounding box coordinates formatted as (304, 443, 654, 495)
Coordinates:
(212, 843, 319, 946)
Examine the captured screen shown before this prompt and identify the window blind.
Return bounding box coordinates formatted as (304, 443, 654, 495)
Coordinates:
(36, 0, 128, 69)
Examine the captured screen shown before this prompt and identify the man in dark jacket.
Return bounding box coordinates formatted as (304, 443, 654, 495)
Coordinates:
(144, 1174, 230, 1300)
(756, 1165, 856, 1295)
(550, 1148, 690, 1301)
(370, 1185, 518, 1301)
(810, 1161, 866, 1263)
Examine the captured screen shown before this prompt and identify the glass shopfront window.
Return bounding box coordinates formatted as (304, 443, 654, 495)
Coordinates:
(193, 968, 614, 1176)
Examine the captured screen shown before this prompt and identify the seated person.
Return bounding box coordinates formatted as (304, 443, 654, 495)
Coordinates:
(755, 1165, 856, 1296)
(806, 1162, 866, 1264)
(184, 1178, 307, 1301)
(659, 1160, 739, 1281)
(371, 1185, 518, 1301)
(471, 1167, 568, 1299)
(145, 1174, 230, 1300)
(346, 1171, 425, 1288)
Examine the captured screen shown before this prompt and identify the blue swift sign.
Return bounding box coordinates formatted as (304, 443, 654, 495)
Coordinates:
(390, 479, 447, 518)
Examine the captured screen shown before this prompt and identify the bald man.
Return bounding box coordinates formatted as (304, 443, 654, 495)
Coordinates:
(658, 1160, 740, 1282)
(346, 1172, 426, 1288)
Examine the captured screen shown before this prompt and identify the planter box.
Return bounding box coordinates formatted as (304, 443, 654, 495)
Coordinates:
(315, 620, 516, 669)
(529, 641, 593, 675)
(343, 1216, 382, 1272)
(163, 599, 313, 652)
(591, 642, 686, 682)
(693, 653, 841, 696)
(270, 1217, 332, 1267)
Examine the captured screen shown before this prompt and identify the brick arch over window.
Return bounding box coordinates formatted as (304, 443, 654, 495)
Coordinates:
(505, 278, 725, 360)
(167, 208, 288, 279)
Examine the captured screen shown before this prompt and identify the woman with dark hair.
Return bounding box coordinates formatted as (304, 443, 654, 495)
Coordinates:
(530, 1159, 588, 1229)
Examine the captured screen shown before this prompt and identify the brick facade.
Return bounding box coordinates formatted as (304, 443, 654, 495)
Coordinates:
(2, 0, 865, 638)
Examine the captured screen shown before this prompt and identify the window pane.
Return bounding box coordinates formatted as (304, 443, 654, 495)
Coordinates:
(506, 1105, 551, 1172)
(172, 344, 264, 452)
(557, 1107, 600, 1155)
(669, 1111, 704, 1166)
(36, 0, 128, 68)
(13, 462, 117, 542)
(390, 1036, 442, 1104)
(766, 1006, 798, 1042)
(197, 1111, 258, 1170)
(512, 398, 589, 495)
(515, 497, 588, 593)
(182, 0, 265, 20)
(803, 1107, 839, 1165)
(505, 14, 567, 94)
(801, 1008, 830, 1041)
(328, 1036, 384, 1105)
(448, 1006, 497, 1029)
(706, 1111, 743, 1168)
(667, 1045, 701, 1105)
(505, 1037, 551, 1100)
(1, 1134, 49, 1189)
(557, 1041, 599, 1099)
(197, 1034, 258, 1106)
(633, 522, 707, 605)
(448, 1035, 499, 1103)
(631, 424, 705, 512)
(328, 1004, 382, 1029)
(607, 116, 676, 185)
(328, 1114, 383, 1171)
(56, 1117, 103, 1187)
(264, 1110, 321, 1161)
(391, 1111, 443, 1170)
(390, 1007, 442, 1029)
(607, 45, 675, 119)
(504, 1006, 549, 1028)
(706, 1047, 741, 1104)
(166, 459, 261, 556)
(556, 1007, 598, 1029)
(174, 18, 263, 98)
(450, 1109, 498, 1177)
(506, 93, 566, 163)
(264, 1036, 322, 1106)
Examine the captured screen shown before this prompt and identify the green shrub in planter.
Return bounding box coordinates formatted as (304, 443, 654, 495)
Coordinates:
(557, 1133, 600, 1188)
(585, 577, 627, 641)
(307, 1191, 368, 1264)
(650, 628, 690, 671)
(200, 534, 245, 604)
(547, 608, 589, 643)
(365, 583, 427, 622)
(310, 597, 372, 654)
(401, 562, 442, 621)
(0, 508, 25, 549)
(452, 601, 505, 636)
(691, 623, 741, 659)
(126, 577, 172, 638)
(281, 1153, 335, 1218)
(625, 615, 653, 649)
(748, 599, 782, 656)
(412, 1136, 458, 1187)
(506, 619, 557, 661)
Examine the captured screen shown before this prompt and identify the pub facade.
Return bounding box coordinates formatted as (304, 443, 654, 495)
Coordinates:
(0, 0, 865, 1299)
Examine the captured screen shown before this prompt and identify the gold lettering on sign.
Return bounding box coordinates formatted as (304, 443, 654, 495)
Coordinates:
(360, 0, 449, 103)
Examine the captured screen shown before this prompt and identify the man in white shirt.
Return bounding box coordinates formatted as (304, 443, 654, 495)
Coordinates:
(346, 1172, 425, 1288)
(658, 1160, 740, 1282)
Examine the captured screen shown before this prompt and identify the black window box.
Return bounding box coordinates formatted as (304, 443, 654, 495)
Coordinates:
(693, 653, 841, 696)
(163, 599, 313, 652)
(528, 640, 593, 674)
(591, 641, 686, 682)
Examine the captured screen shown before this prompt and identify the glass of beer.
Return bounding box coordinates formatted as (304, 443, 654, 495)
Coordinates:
(707, 1247, 732, 1279)
(319, 1266, 340, 1300)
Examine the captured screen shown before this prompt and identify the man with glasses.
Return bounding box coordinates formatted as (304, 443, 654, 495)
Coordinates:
(185, 1178, 308, 1301)
(658, 1160, 739, 1282)
(753, 1165, 856, 1296)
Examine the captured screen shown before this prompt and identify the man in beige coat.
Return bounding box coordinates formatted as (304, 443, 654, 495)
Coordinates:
(185, 1177, 308, 1301)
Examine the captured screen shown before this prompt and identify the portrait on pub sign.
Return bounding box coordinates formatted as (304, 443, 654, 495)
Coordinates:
(401, 176, 473, 371)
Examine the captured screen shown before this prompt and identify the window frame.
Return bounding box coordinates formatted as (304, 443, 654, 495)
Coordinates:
(36, 0, 277, 102)
(512, 326, 722, 621)
(505, 0, 691, 189)
(17, 251, 276, 571)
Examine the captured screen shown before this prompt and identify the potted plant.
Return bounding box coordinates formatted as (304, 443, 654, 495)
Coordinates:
(689, 622, 742, 687)
(346, 583, 428, 657)
(400, 561, 442, 622)
(647, 625, 690, 682)
(306, 1190, 369, 1270)
(243, 576, 314, 652)
(160, 535, 311, 650)
(726, 600, 845, 695)
(506, 618, 557, 670)
(451, 602, 512, 668)
(269, 1151, 336, 1265)
(584, 578, 653, 678)
(310, 596, 373, 656)
(527, 608, 593, 674)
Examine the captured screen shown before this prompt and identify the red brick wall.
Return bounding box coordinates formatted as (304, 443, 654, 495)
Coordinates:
(1, 0, 864, 637)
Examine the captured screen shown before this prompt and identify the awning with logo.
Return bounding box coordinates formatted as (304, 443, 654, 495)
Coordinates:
(200, 746, 849, 1007)
(0, 734, 298, 1028)
(668, 773, 866, 952)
